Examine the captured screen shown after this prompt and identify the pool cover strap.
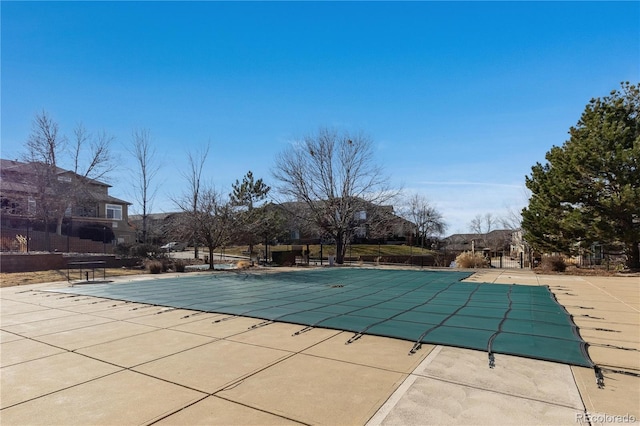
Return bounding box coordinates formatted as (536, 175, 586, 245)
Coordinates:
(346, 280, 463, 346)
(408, 283, 482, 355)
(487, 284, 514, 368)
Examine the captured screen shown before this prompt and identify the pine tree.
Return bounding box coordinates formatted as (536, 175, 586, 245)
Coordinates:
(522, 82, 640, 270)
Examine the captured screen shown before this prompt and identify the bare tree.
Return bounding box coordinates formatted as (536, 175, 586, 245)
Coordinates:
(24, 111, 65, 246)
(26, 111, 63, 168)
(195, 187, 233, 269)
(172, 144, 209, 258)
(72, 124, 114, 182)
(469, 212, 512, 257)
(500, 206, 523, 230)
(469, 213, 498, 235)
(174, 181, 233, 269)
(404, 194, 447, 249)
(24, 111, 114, 240)
(273, 127, 398, 264)
(128, 129, 160, 244)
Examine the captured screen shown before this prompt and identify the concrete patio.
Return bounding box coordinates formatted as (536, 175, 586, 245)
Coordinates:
(1, 268, 638, 425)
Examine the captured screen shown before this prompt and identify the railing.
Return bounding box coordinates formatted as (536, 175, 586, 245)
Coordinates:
(67, 260, 107, 282)
(489, 252, 529, 269)
(1, 228, 113, 253)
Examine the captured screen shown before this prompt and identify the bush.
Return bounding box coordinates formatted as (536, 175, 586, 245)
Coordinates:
(130, 243, 163, 259)
(455, 251, 489, 268)
(541, 255, 567, 272)
(77, 224, 116, 242)
(160, 258, 172, 272)
(147, 260, 163, 274)
(114, 242, 133, 257)
(236, 260, 251, 269)
(174, 260, 186, 273)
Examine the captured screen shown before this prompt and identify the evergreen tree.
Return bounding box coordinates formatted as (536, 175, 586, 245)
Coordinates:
(230, 171, 271, 257)
(522, 82, 640, 270)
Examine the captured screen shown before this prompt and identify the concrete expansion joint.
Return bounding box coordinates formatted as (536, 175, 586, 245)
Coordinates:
(212, 395, 313, 426)
(418, 372, 586, 412)
(0, 369, 124, 411)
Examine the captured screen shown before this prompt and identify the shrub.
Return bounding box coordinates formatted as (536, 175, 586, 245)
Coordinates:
(541, 255, 567, 272)
(77, 224, 116, 242)
(161, 258, 172, 272)
(174, 260, 186, 273)
(147, 260, 163, 274)
(236, 260, 251, 269)
(114, 242, 133, 257)
(130, 243, 163, 259)
(455, 251, 489, 268)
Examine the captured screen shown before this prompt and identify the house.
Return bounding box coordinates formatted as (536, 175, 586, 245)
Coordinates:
(0, 159, 135, 252)
(442, 229, 522, 258)
(128, 212, 182, 244)
(279, 200, 413, 245)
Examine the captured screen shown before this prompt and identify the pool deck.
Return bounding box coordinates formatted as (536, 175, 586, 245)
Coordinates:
(1, 268, 638, 425)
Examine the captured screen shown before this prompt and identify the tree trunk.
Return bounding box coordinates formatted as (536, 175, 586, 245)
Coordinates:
(142, 214, 147, 244)
(628, 241, 640, 271)
(209, 246, 215, 270)
(335, 233, 346, 264)
(56, 215, 64, 236)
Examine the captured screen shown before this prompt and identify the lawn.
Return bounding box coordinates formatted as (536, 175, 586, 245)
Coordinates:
(223, 243, 435, 258)
(0, 268, 148, 288)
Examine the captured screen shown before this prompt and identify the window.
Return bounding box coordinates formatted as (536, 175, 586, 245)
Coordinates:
(106, 204, 122, 220)
(28, 197, 36, 214)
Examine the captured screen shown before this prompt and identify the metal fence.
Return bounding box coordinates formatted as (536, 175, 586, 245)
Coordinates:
(489, 252, 529, 269)
(1, 217, 113, 254)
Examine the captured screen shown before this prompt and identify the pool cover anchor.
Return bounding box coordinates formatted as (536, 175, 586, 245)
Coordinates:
(213, 315, 237, 323)
(293, 326, 314, 336)
(408, 342, 422, 356)
(346, 333, 363, 345)
(180, 311, 207, 319)
(250, 320, 274, 330)
(488, 352, 496, 368)
(595, 366, 605, 389)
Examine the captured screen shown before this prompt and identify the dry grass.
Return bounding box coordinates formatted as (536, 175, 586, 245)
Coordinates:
(455, 251, 489, 268)
(236, 260, 252, 269)
(0, 268, 147, 288)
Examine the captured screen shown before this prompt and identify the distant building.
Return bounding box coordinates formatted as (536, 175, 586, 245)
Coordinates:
(279, 200, 414, 244)
(442, 229, 523, 258)
(0, 159, 135, 252)
(128, 212, 182, 244)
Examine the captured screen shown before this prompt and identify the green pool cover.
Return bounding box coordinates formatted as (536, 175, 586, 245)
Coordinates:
(53, 268, 593, 367)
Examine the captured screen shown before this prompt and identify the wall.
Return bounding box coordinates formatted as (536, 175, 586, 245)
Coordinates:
(0, 253, 139, 273)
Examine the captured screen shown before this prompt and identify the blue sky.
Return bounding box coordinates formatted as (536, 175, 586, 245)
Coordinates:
(2, 1, 639, 234)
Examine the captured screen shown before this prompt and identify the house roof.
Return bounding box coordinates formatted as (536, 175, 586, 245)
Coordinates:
(0, 158, 129, 205)
(129, 212, 181, 222)
(1, 159, 111, 187)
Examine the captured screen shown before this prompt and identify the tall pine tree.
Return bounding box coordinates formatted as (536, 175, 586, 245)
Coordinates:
(522, 82, 640, 270)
